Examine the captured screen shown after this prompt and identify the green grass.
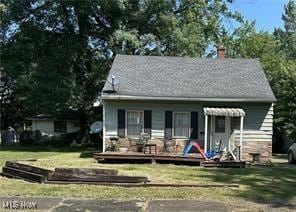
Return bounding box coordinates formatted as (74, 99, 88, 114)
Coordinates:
(0, 146, 295, 208)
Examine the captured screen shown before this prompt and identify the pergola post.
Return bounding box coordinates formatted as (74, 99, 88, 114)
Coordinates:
(204, 115, 208, 153)
(210, 115, 213, 149)
(239, 116, 244, 161)
(102, 103, 106, 153)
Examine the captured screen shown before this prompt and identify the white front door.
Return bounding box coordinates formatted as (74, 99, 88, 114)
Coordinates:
(212, 116, 231, 151)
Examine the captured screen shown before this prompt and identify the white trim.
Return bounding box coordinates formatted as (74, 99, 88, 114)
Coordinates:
(210, 115, 213, 150)
(240, 116, 244, 161)
(101, 94, 276, 103)
(204, 107, 245, 117)
(172, 112, 190, 139)
(102, 102, 106, 152)
(126, 110, 144, 138)
(204, 115, 208, 153)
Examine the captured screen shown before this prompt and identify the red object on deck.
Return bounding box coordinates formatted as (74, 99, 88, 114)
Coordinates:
(190, 142, 207, 159)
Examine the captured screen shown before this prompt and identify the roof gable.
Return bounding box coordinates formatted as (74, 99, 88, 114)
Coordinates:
(102, 54, 276, 102)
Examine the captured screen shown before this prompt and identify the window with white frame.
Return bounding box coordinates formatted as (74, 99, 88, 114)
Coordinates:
(127, 110, 143, 136)
(173, 112, 190, 138)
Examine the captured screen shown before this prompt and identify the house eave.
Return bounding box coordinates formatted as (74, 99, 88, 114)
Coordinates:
(101, 94, 276, 103)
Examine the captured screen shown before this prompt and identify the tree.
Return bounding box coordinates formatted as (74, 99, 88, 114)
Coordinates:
(1, 0, 241, 138)
(274, 0, 296, 59)
(222, 2, 296, 142)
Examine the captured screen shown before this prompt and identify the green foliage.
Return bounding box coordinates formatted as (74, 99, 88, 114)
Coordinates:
(1, 0, 294, 143)
(1, 0, 240, 132)
(274, 0, 296, 59)
(223, 1, 296, 141)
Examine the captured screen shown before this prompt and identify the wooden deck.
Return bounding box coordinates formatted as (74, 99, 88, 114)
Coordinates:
(201, 161, 246, 168)
(93, 152, 204, 165)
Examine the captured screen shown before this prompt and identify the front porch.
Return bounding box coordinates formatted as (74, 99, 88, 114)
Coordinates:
(100, 107, 247, 164)
(203, 107, 245, 161)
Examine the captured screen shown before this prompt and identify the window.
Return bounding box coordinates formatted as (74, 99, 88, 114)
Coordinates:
(54, 121, 67, 133)
(231, 117, 240, 132)
(173, 112, 190, 138)
(127, 111, 143, 136)
(215, 116, 225, 133)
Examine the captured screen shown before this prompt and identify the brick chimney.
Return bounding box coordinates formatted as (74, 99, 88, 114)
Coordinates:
(217, 46, 226, 58)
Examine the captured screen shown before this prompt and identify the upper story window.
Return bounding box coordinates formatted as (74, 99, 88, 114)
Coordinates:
(127, 110, 143, 137)
(173, 112, 190, 138)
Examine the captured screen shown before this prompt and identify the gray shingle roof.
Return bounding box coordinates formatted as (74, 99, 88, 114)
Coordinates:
(102, 54, 276, 102)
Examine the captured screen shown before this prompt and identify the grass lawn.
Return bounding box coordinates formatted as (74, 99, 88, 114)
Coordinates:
(0, 146, 295, 209)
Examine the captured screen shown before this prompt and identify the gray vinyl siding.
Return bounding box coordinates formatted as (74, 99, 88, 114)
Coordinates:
(233, 130, 272, 143)
(103, 100, 273, 141)
(241, 104, 273, 132)
(104, 100, 203, 138)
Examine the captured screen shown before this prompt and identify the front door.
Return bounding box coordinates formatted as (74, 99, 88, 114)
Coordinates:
(212, 116, 231, 151)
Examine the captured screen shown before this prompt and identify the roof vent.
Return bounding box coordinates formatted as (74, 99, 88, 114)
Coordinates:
(103, 75, 120, 94)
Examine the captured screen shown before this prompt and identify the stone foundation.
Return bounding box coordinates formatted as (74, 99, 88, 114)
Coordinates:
(242, 141, 272, 163)
(105, 138, 190, 153)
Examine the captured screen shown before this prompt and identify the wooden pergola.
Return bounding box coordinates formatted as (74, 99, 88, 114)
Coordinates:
(203, 107, 245, 160)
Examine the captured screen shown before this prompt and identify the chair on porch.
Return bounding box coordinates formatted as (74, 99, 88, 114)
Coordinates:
(159, 139, 177, 154)
(139, 133, 157, 154)
(127, 137, 140, 152)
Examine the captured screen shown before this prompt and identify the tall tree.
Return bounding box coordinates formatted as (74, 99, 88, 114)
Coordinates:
(274, 0, 296, 59)
(1, 0, 241, 139)
(222, 2, 296, 142)
(273, 0, 296, 140)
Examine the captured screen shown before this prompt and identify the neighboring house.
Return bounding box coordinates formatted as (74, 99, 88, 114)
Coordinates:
(100, 48, 276, 162)
(26, 114, 80, 137)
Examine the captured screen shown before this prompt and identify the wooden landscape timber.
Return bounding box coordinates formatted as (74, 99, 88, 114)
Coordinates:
(47, 172, 148, 183)
(2, 166, 46, 183)
(54, 168, 118, 176)
(0, 161, 148, 184)
(45, 181, 240, 188)
(0, 161, 244, 187)
(201, 161, 246, 168)
(0, 171, 37, 183)
(5, 161, 53, 177)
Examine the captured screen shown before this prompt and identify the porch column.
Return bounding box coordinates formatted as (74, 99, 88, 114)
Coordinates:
(204, 115, 208, 153)
(239, 116, 244, 160)
(210, 115, 213, 149)
(102, 103, 106, 153)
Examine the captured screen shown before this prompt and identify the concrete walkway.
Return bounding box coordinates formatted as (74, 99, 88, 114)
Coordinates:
(0, 197, 294, 211)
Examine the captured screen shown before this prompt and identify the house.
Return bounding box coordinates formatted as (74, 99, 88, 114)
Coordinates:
(100, 48, 276, 162)
(26, 114, 80, 137)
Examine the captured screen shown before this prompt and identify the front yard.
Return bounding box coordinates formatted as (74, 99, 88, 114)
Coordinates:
(0, 146, 295, 210)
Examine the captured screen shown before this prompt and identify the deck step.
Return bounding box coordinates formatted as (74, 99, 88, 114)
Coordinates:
(5, 161, 52, 177)
(2, 167, 46, 183)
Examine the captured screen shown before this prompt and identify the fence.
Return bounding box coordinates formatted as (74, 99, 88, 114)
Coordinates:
(0, 130, 20, 145)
